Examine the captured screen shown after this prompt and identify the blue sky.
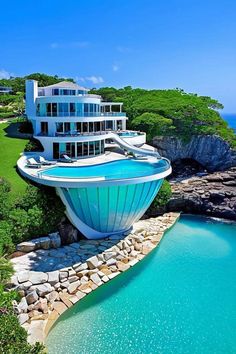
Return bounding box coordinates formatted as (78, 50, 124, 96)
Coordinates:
(0, 0, 236, 112)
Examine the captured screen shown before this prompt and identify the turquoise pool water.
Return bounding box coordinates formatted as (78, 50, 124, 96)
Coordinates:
(118, 131, 139, 137)
(41, 159, 168, 179)
(46, 215, 236, 354)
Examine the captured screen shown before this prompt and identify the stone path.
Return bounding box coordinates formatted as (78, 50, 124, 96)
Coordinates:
(10, 213, 180, 345)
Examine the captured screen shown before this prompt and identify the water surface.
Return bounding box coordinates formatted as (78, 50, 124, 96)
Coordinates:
(47, 215, 236, 354)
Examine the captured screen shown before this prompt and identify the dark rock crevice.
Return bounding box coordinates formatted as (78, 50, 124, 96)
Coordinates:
(153, 135, 236, 172)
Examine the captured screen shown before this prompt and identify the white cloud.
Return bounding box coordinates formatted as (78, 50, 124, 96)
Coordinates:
(116, 45, 132, 53)
(0, 69, 13, 79)
(50, 41, 89, 49)
(112, 64, 119, 72)
(78, 76, 104, 85)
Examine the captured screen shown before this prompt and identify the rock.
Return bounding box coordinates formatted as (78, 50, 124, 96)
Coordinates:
(108, 272, 120, 279)
(35, 283, 53, 297)
(101, 275, 109, 282)
(116, 261, 130, 272)
(26, 290, 39, 305)
(17, 271, 30, 283)
(167, 168, 236, 221)
(59, 292, 73, 307)
(16, 241, 36, 253)
(103, 251, 117, 261)
(46, 290, 59, 303)
(76, 290, 86, 300)
(29, 272, 48, 285)
(58, 222, 78, 245)
(106, 258, 116, 266)
(87, 256, 99, 269)
(59, 271, 68, 281)
(49, 232, 61, 248)
(47, 271, 59, 285)
(53, 301, 68, 315)
(17, 297, 28, 313)
(68, 280, 81, 294)
(38, 236, 51, 250)
(90, 273, 103, 286)
(74, 263, 88, 272)
(18, 313, 29, 325)
(68, 295, 79, 304)
(154, 135, 236, 172)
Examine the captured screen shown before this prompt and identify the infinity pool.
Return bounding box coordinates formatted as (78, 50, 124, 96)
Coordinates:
(41, 159, 169, 179)
(46, 215, 236, 354)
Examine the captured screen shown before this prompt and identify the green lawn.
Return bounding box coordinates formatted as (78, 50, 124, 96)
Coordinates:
(0, 121, 29, 198)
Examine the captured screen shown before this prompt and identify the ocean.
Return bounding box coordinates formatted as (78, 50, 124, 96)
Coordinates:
(222, 113, 236, 132)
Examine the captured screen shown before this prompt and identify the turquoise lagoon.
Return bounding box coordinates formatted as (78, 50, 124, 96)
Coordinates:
(46, 215, 236, 354)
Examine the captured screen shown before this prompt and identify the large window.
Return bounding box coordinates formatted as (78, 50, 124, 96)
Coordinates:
(58, 103, 68, 116)
(82, 122, 88, 133)
(53, 143, 59, 159)
(77, 143, 83, 156)
(89, 141, 94, 156)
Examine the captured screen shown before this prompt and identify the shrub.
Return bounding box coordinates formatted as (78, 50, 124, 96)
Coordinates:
(18, 119, 33, 134)
(24, 138, 44, 152)
(8, 208, 31, 244)
(0, 257, 45, 353)
(0, 257, 14, 285)
(0, 112, 15, 119)
(151, 180, 172, 210)
(0, 313, 45, 354)
(0, 221, 15, 256)
(12, 185, 65, 243)
(0, 178, 12, 219)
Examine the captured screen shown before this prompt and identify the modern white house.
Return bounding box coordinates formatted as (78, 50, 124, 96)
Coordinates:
(25, 80, 146, 160)
(18, 80, 171, 239)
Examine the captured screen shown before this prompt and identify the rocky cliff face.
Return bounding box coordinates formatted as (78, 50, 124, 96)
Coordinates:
(152, 135, 236, 172)
(167, 168, 236, 220)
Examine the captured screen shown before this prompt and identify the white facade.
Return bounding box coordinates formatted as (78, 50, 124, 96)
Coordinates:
(26, 80, 146, 159)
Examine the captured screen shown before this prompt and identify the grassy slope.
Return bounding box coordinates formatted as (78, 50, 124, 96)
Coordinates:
(0, 121, 29, 197)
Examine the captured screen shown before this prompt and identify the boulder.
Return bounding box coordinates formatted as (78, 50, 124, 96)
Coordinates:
(16, 241, 37, 253)
(49, 232, 61, 248)
(17, 271, 30, 283)
(90, 273, 102, 286)
(58, 222, 78, 245)
(28, 271, 48, 285)
(87, 256, 99, 269)
(18, 313, 29, 325)
(26, 290, 39, 305)
(47, 271, 59, 285)
(35, 283, 53, 297)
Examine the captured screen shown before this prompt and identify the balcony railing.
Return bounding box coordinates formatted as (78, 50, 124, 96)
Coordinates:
(36, 130, 145, 138)
(36, 112, 126, 118)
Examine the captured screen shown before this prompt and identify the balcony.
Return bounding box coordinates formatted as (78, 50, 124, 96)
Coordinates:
(36, 112, 126, 118)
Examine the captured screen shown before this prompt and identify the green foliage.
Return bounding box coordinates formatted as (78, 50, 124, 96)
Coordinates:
(0, 112, 15, 119)
(11, 185, 65, 243)
(132, 113, 175, 141)
(0, 222, 14, 257)
(24, 138, 44, 152)
(151, 180, 172, 209)
(18, 119, 33, 134)
(0, 73, 74, 95)
(92, 87, 235, 147)
(0, 258, 14, 284)
(0, 178, 12, 219)
(0, 311, 45, 354)
(0, 176, 65, 246)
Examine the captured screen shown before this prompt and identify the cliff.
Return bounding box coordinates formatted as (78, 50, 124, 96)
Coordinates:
(166, 168, 236, 220)
(152, 135, 236, 172)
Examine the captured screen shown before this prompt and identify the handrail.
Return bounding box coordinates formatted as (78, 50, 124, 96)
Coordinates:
(36, 112, 126, 117)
